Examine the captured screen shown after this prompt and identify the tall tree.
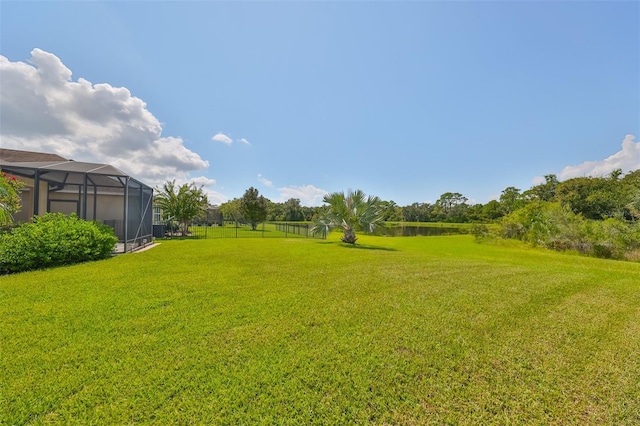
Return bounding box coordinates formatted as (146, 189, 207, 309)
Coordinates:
(311, 189, 384, 244)
(154, 180, 208, 235)
(499, 186, 525, 215)
(301, 206, 317, 221)
(283, 198, 303, 221)
(219, 198, 242, 222)
(527, 174, 559, 202)
(555, 176, 619, 220)
(240, 187, 268, 230)
(402, 202, 433, 222)
(480, 200, 504, 221)
(264, 200, 282, 221)
(434, 192, 469, 222)
(622, 170, 640, 220)
(380, 200, 403, 222)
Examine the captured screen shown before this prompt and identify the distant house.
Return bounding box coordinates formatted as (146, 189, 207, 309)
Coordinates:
(0, 148, 153, 252)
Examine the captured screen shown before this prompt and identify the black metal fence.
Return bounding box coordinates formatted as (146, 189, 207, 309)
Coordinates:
(157, 220, 326, 240)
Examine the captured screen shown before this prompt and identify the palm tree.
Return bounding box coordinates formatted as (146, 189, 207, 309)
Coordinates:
(154, 180, 208, 236)
(311, 189, 384, 244)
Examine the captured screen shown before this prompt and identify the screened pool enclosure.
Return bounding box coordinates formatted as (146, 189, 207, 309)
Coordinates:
(0, 148, 153, 253)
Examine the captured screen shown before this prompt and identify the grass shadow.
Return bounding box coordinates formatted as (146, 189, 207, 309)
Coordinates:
(314, 240, 398, 251)
(343, 244, 399, 252)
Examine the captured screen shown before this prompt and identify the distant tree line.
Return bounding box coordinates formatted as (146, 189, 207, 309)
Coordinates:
(400, 171, 640, 224)
(214, 170, 639, 226)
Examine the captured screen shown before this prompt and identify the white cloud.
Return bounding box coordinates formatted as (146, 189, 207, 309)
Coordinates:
(0, 48, 210, 188)
(204, 191, 229, 206)
(558, 134, 639, 180)
(212, 132, 233, 145)
(188, 176, 217, 187)
(212, 133, 250, 146)
(278, 184, 328, 206)
(535, 135, 640, 183)
(257, 173, 273, 187)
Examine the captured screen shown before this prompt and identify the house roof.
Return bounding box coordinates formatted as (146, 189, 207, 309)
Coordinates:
(0, 148, 68, 163)
(0, 148, 129, 178)
(0, 148, 138, 190)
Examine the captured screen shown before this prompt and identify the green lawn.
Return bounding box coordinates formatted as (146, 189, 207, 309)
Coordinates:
(2, 235, 640, 424)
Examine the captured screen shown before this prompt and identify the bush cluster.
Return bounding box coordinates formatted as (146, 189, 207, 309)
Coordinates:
(0, 213, 118, 274)
(499, 201, 640, 260)
(0, 170, 24, 226)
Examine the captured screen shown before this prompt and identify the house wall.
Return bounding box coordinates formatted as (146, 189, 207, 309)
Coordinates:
(15, 187, 33, 223)
(44, 190, 124, 221)
(12, 176, 124, 223)
(13, 177, 48, 223)
(93, 193, 125, 221)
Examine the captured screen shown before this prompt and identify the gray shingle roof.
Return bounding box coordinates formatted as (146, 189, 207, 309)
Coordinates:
(0, 148, 128, 178)
(0, 148, 68, 163)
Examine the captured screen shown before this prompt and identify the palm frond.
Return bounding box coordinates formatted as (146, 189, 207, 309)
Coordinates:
(310, 215, 335, 237)
(315, 189, 384, 242)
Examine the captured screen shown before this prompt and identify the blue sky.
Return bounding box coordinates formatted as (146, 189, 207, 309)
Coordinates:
(1, 1, 638, 206)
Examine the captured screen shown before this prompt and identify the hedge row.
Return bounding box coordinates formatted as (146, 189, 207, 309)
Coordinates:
(0, 213, 118, 274)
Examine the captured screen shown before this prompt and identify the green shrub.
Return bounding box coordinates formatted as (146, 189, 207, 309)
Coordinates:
(588, 218, 640, 260)
(499, 201, 639, 261)
(470, 223, 492, 241)
(0, 213, 118, 274)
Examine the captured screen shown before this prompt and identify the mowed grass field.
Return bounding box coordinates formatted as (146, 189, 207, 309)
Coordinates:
(2, 234, 640, 424)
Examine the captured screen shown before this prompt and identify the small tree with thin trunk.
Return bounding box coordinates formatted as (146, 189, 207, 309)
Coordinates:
(155, 180, 208, 236)
(311, 189, 384, 244)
